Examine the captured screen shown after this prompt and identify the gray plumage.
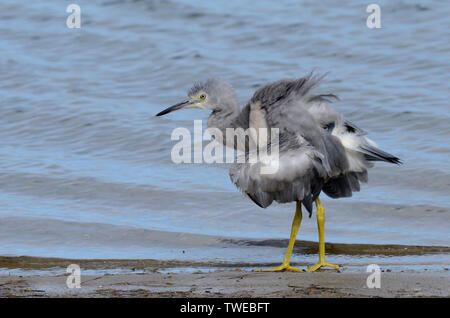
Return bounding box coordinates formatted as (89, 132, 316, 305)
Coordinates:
(156, 73, 401, 216)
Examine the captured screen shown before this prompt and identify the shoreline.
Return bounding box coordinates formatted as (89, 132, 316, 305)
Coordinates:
(0, 255, 449, 297)
(1, 269, 448, 298)
(1, 239, 449, 270)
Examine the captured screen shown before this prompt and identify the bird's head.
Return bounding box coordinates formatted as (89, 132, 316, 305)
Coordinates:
(156, 79, 238, 116)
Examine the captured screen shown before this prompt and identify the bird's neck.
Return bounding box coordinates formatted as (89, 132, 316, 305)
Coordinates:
(207, 102, 252, 150)
(207, 103, 244, 145)
(208, 108, 238, 135)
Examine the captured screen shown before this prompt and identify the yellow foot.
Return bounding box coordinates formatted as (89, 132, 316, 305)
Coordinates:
(306, 262, 339, 272)
(253, 264, 304, 272)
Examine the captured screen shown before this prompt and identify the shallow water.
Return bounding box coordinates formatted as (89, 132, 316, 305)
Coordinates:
(0, 1, 449, 264)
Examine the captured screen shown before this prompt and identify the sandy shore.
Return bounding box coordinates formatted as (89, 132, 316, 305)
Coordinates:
(0, 256, 448, 297)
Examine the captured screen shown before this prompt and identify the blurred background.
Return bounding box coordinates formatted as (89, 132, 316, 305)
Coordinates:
(0, 0, 449, 267)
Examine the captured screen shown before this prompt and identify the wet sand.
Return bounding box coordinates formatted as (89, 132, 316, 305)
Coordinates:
(0, 256, 448, 297)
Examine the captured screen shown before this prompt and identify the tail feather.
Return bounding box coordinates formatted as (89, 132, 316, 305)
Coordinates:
(360, 145, 402, 165)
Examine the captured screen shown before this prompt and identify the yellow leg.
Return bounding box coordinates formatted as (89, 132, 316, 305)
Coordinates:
(254, 201, 304, 272)
(306, 198, 339, 272)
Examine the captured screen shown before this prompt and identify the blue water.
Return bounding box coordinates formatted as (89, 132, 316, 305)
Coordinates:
(0, 0, 449, 262)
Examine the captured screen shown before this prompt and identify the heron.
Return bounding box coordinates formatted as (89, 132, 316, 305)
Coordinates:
(156, 73, 401, 272)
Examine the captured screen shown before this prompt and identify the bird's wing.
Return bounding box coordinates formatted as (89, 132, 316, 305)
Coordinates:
(229, 137, 329, 214)
(229, 74, 350, 214)
(251, 74, 349, 177)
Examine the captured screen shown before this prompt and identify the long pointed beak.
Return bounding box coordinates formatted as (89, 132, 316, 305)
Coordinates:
(156, 100, 196, 116)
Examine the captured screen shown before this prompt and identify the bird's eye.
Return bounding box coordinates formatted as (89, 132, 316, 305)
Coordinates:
(199, 94, 206, 101)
